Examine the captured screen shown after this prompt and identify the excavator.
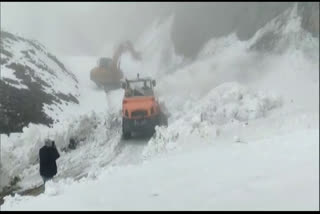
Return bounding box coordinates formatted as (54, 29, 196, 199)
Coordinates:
(90, 41, 141, 92)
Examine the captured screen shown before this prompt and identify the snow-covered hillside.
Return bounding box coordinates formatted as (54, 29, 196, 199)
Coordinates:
(0, 30, 80, 134)
(1, 3, 319, 210)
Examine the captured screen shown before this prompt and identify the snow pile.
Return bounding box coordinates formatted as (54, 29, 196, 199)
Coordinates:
(143, 82, 282, 158)
(197, 83, 282, 124)
(119, 15, 183, 80)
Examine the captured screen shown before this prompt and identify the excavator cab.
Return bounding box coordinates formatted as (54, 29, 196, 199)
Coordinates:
(90, 40, 141, 92)
(98, 57, 113, 70)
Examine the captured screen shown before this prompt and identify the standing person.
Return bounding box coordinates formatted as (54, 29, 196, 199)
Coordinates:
(39, 139, 60, 184)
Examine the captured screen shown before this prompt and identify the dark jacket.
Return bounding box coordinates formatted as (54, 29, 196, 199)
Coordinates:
(39, 145, 60, 178)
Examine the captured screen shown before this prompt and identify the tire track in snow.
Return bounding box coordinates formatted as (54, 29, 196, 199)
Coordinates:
(109, 136, 149, 166)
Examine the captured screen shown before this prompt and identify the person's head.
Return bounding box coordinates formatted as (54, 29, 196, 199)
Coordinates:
(45, 139, 52, 147)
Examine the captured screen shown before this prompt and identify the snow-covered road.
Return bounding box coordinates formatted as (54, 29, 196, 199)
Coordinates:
(110, 137, 149, 167)
(2, 128, 318, 211)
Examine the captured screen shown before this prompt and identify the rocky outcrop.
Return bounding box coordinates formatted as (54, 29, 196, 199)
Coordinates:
(0, 30, 79, 134)
(248, 3, 319, 53)
(298, 2, 319, 37)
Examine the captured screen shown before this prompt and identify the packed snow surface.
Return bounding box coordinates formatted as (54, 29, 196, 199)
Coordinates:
(2, 129, 318, 211)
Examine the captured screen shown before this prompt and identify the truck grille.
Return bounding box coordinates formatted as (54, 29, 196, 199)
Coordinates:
(132, 110, 147, 118)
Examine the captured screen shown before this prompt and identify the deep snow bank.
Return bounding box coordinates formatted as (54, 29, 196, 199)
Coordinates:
(0, 55, 124, 192)
(1, 92, 122, 193)
(143, 82, 282, 158)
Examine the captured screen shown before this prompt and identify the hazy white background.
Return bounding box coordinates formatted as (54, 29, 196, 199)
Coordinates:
(1, 2, 293, 57)
(1, 2, 175, 56)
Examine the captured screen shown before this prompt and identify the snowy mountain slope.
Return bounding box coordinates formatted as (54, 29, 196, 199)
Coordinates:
(248, 4, 319, 54)
(1, 3, 319, 210)
(0, 30, 79, 134)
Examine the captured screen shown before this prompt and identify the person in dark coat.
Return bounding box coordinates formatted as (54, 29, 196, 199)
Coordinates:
(39, 139, 60, 184)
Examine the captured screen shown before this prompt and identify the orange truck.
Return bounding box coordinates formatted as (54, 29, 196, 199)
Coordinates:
(121, 75, 168, 139)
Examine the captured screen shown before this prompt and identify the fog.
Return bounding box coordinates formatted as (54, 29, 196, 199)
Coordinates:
(1, 2, 293, 57)
(1, 2, 176, 56)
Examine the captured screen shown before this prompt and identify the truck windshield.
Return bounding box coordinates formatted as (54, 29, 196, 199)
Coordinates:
(127, 80, 153, 96)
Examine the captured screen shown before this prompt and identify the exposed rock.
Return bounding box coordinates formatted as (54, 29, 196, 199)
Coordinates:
(298, 2, 319, 37)
(0, 30, 79, 134)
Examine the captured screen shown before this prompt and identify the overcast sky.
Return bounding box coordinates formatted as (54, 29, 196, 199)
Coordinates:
(1, 2, 176, 56)
(1, 2, 293, 57)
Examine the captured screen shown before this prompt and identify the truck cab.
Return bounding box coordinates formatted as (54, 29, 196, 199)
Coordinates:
(121, 75, 167, 139)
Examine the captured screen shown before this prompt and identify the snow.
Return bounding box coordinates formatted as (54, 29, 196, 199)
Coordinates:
(119, 14, 183, 80)
(1, 31, 80, 124)
(1, 37, 78, 96)
(1, 66, 28, 90)
(43, 56, 117, 120)
(2, 129, 318, 210)
(197, 33, 240, 59)
(0, 55, 124, 192)
(142, 82, 284, 158)
(248, 3, 319, 55)
(1, 4, 319, 210)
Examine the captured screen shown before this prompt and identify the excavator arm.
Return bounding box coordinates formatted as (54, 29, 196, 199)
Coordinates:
(112, 40, 142, 72)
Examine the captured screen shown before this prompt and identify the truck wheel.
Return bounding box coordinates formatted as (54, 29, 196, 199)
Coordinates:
(122, 119, 131, 139)
(159, 112, 168, 126)
(122, 131, 131, 139)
